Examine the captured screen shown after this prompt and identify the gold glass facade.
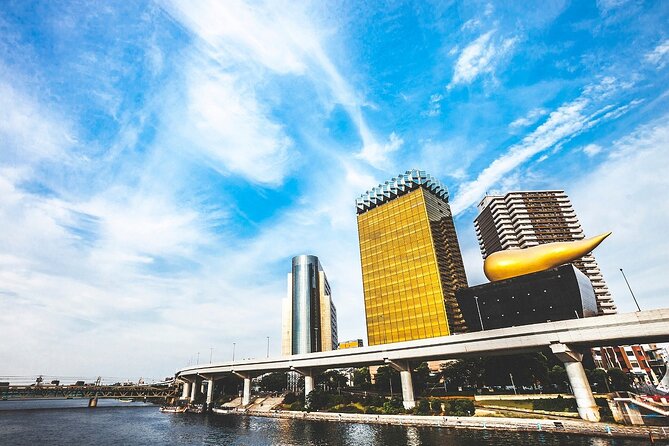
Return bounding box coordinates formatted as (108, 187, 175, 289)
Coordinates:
(358, 187, 468, 346)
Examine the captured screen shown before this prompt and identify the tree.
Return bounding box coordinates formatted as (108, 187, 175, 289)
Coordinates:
(305, 388, 329, 411)
(353, 367, 371, 390)
(259, 372, 287, 392)
(607, 368, 631, 391)
(318, 370, 348, 392)
(441, 359, 484, 390)
(412, 363, 431, 396)
(547, 365, 569, 392)
(483, 354, 548, 388)
(589, 368, 610, 393)
(374, 366, 401, 396)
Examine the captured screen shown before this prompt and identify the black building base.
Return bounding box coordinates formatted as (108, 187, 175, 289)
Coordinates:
(456, 264, 597, 332)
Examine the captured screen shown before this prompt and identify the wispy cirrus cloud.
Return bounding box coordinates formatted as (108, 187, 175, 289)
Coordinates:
(571, 115, 669, 311)
(448, 30, 518, 89)
(161, 0, 393, 173)
(450, 77, 636, 214)
(509, 107, 548, 130)
(645, 39, 669, 69)
(0, 81, 75, 163)
(582, 143, 603, 157)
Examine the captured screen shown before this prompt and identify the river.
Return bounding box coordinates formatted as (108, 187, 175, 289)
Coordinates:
(0, 401, 659, 445)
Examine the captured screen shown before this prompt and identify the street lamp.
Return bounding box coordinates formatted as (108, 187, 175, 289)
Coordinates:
(209, 347, 214, 364)
(474, 296, 484, 331)
(232, 343, 236, 362)
(619, 268, 641, 312)
(266, 336, 270, 358)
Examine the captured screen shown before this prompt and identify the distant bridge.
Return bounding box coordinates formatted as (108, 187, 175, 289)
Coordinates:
(0, 384, 177, 406)
(175, 309, 669, 423)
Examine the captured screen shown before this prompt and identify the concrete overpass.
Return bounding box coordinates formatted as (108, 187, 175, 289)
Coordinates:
(175, 309, 669, 422)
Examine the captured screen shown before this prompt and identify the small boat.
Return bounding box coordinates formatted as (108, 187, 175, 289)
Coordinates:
(160, 405, 188, 413)
(188, 404, 204, 414)
(212, 407, 234, 414)
(118, 398, 133, 403)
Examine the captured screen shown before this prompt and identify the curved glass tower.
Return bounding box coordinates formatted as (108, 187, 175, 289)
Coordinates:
(292, 255, 321, 354)
(281, 255, 338, 355)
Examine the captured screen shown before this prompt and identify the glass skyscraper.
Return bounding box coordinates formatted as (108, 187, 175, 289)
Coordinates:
(356, 169, 468, 345)
(281, 255, 338, 355)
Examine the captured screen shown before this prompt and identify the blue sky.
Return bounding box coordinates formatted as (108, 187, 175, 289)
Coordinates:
(1, 0, 668, 380)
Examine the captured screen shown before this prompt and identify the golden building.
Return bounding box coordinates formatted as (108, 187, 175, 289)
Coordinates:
(356, 170, 468, 345)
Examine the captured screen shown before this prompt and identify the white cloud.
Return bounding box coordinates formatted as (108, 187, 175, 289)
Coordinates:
(162, 0, 390, 173)
(582, 143, 603, 157)
(0, 81, 75, 163)
(645, 40, 669, 68)
(570, 116, 669, 312)
(448, 31, 518, 89)
(175, 68, 293, 185)
(509, 108, 548, 129)
(450, 77, 634, 214)
(422, 93, 444, 117)
(596, 0, 630, 13)
(356, 132, 404, 170)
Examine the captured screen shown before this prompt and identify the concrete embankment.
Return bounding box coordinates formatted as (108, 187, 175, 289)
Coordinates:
(231, 409, 669, 441)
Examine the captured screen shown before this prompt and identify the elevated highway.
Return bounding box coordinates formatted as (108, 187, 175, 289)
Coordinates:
(0, 384, 177, 407)
(175, 309, 669, 422)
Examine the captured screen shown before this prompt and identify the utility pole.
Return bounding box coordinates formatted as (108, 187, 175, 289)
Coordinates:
(232, 343, 236, 362)
(209, 347, 214, 364)
(620, 268, 641, 311)
(266, 337, 270, 358)
(196, 352, 200, 365)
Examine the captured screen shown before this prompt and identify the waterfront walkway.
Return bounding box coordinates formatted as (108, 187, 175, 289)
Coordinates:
(229, 409, 669, 441)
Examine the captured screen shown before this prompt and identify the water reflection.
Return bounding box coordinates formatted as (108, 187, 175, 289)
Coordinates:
(0, 406, 658, 446)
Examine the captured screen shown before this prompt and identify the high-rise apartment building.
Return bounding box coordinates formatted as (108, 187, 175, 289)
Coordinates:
(281, 255, 338, 356)
(474, 190, 616, 315)
(356, 169, 468, 345)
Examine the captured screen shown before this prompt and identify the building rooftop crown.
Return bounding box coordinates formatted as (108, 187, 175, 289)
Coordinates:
(355, 169, 449, 214)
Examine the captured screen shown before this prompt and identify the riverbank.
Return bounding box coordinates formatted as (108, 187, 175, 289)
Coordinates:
(231, 409, 669, 441)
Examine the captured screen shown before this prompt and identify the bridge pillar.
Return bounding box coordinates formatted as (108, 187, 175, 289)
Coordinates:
(88, 397, 98, 408)
(206, 378, 215, 409)
(181, 381, 191, 400)
(386, 359, 415, 410)
(241, 377, 251, 406)
(190, 376, 201, 403)
(550, 343, 600, 422)
(291, 368, 315, 402)
(233, 372, 252, 406)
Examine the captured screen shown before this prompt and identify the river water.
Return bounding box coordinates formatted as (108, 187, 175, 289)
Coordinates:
(0, 401, 659, 445)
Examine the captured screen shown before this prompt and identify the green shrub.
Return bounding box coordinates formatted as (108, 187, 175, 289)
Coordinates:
(282, 392, 297, 405)
(364, 394, 386, 407)
(306, 388, 328, 411)
(430, 399, 442, 413)
(415, 399, 431, 414)
(286, 401, 304, 411)
(532, 396, 577, 412)
(339, 404, 364, 413)
(382, 397, 405, 414)
(445, 399, 475, 416)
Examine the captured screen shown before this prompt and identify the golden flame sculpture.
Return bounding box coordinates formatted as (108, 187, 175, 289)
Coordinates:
(483, 232, 612, 282)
